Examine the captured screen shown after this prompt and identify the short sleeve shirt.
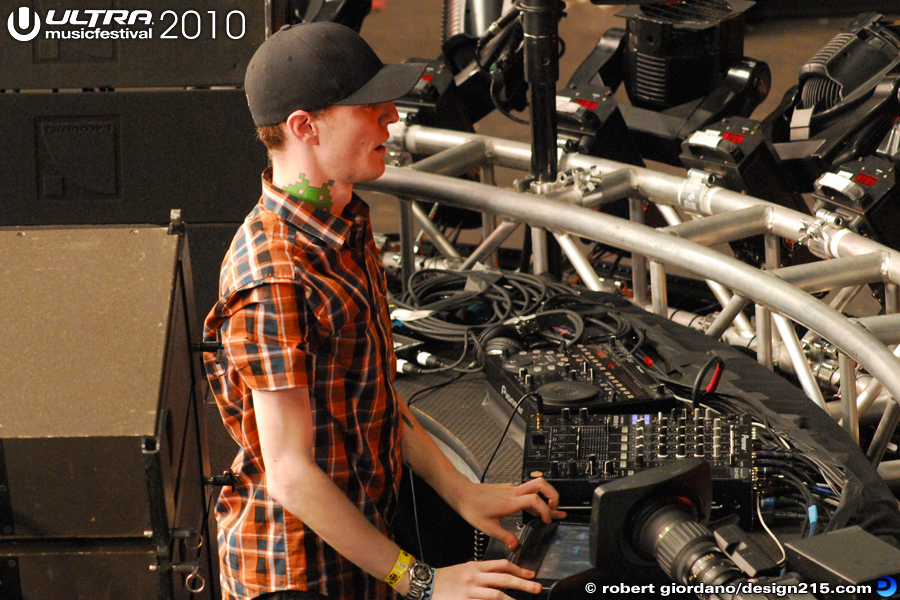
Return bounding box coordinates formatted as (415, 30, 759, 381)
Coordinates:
(203, 168, 402, 600)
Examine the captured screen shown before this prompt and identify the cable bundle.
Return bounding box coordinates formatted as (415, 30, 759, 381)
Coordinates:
(391, 269, 582, 342)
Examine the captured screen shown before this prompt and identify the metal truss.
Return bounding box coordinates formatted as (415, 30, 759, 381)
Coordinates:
(361, 123, 900, 475)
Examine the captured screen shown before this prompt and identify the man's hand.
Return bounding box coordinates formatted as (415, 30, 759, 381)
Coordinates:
(454, 477, 567, 551)
(433, 560, 542, 600)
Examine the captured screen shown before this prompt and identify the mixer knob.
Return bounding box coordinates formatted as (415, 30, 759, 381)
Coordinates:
(658, 438, 668, 458)
(561, 408, 571, 422)
(579, 407, 589, 422)
(550, 461, 561, 478)
(566, 460, 579, 477)
(694, 438, 705, 457)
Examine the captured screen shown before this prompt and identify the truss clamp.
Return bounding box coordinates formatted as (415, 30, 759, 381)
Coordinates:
(518, 166, 604, 203)
(678, 169, 719, 214)
(797, 210, 849, 257)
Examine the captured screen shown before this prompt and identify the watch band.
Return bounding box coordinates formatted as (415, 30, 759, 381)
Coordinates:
(405, 560, 435, 600)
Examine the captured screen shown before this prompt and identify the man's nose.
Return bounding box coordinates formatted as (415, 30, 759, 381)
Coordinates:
(381, 102, 400, 126)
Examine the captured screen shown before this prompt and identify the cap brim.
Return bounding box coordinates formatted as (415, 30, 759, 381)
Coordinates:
(334, 61, 427, 106)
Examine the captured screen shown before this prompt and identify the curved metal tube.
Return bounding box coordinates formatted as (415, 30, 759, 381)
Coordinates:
(370, 124, 900, 464)
(361, 168, 900, 406)
(397, 124, 900, 280)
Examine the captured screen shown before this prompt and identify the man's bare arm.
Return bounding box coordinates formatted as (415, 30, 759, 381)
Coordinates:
(254, 388, 546, 599)
(253, 388, 412, 593)
(397, 398, 566, 551)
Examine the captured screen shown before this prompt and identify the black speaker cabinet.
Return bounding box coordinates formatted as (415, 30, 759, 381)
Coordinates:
(0, 225, 216, 600)
(1, 1, 265, 89)
(0, 87, 267, 322)
(0, 88, 265, 226)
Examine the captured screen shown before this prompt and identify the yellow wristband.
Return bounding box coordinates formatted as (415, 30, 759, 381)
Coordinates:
(383, 550, 412, 588)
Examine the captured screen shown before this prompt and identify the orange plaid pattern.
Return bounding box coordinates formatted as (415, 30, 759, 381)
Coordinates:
(203, 169, 402, 600)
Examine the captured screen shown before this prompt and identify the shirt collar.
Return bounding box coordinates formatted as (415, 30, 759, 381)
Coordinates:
(260, 167, 370, 249)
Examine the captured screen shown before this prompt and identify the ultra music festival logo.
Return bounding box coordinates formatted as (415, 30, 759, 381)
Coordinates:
(6, 6, 246, 42)
(7, 6, 41, 41)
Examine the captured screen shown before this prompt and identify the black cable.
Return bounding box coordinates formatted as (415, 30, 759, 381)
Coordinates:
(392, 269, 580, 343)
(481, 393, 535, 483)
(490, 69, 529, 125)
(407, 329, 483, 375)
(406, 372, 468, 407)
(691, 354, 725, 408)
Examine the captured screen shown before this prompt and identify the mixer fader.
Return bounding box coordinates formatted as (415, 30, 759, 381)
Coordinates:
(522, 406, 756, 527)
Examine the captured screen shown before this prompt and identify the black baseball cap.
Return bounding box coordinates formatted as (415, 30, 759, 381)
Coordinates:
(244, 22, 426, 127)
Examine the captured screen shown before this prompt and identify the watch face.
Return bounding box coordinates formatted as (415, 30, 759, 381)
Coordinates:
(412, 563, 433, 584)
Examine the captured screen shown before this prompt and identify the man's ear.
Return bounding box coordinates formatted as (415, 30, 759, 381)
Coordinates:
(284, 109, 318, 144)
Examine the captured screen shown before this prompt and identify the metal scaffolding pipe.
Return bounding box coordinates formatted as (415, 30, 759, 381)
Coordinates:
(409, 139, 490, 176)
(708, 282, 754, 335)
(399, 200, 415, 293)
(657, 206, 753, 335)
(773, 314, 826, 409)
(771, 254, 888, 293)
(630, 197, 650, 307)
(532, 227, 549, 275)
(803, 285, 864, 347)
(459, 219, 521, 271)
(839, 352, 860, 444)
(480, 163, 499, 267)
(396, 125, 900, 282)
(765, 234, 780, 272)
(663, 206, 770, 246)
(705, 295, 751, 340)
(555, 232, 616, 293)
(581, 169, 637, 208)
(877, 459, 900, 483)
(650, 261, 668, 317)
(856, 313, 900, 345)
(370, 129, 900, 463)
(868, 401, 900, 465)
(888, 283, 900, 315)
(360, 169, 900, 410)
(410, 201, 463, 260)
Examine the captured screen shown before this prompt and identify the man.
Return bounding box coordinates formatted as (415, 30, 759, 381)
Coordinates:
(203, 22, 566, 600)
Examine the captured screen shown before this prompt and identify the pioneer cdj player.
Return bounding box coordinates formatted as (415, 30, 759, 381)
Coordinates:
(483, 341, 678, 424)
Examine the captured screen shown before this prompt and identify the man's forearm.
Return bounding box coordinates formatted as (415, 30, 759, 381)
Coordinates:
(268, 457, 412, 594)
(253, 387, 413, 594)
(398, 399, 473, 512)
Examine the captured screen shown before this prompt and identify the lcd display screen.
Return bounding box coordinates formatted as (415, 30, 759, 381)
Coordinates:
(535, 522, 594, 581)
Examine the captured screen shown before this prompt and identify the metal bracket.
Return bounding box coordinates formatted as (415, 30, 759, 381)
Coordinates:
(518, 166, 605, 204)
(678, 169, 717, 214)
(167, 208, 185, 235)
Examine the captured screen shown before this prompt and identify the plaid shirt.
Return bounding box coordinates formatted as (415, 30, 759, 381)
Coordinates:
(203, 168, 402, 600)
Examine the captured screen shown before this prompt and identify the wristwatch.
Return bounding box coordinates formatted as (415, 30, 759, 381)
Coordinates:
(405, 560, 435, 600)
